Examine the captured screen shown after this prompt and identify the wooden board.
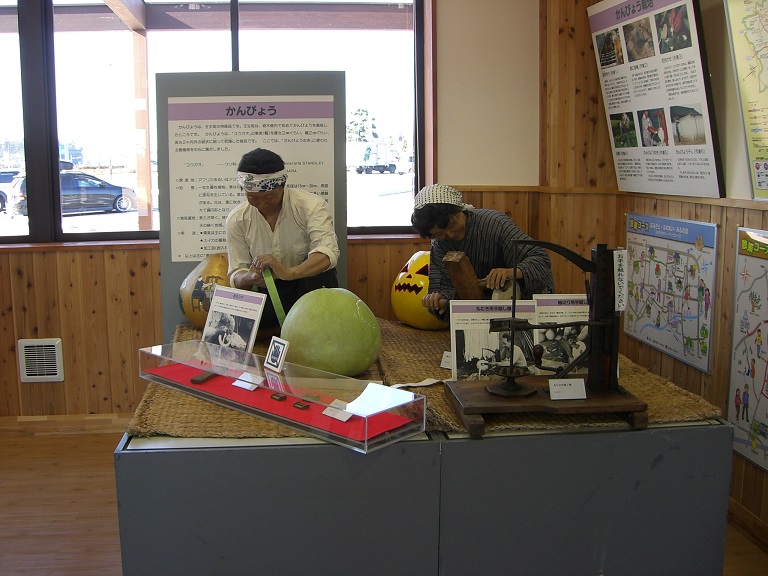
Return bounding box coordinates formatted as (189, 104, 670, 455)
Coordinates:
(445, 375, 648, 438)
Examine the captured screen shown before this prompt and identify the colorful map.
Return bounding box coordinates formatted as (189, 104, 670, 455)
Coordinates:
(624, 214, 717, 372)
(725, 0, 768, 195)
(728, 228, 768, 472)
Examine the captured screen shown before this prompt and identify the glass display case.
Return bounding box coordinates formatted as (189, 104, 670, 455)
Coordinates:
(138, 340, 426, 453)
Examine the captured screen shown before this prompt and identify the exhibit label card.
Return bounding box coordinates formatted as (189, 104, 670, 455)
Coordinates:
(201, 285, 266, 353)
(587, 0, 722, 197)
(549, 379, 587, 400)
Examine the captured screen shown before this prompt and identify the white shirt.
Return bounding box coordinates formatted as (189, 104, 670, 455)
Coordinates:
(226, 187, 339, 283)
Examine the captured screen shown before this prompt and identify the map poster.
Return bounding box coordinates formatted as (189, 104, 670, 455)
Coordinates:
(728, 228, 768, 471)
(587, 0, 723, 197)
(624, 213, 717, 372)
(724, 1, 768, 199)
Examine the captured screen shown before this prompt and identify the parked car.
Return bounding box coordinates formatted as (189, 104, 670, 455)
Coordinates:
(0, 169, 20, 212)
(7, 171, 137, 216)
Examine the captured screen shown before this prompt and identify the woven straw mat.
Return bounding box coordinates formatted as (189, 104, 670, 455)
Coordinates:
(126, 319, 720, 438)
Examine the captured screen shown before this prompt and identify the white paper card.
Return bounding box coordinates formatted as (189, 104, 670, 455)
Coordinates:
(549, 378, 587, 400)
(322, 401, 353, 422)
(440, 351, 452, 369)
(345, 383, 415, 417)
(232, 372, 264, 392)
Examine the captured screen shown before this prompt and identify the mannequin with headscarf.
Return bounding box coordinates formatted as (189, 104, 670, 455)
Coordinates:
(411, 184, 554, 321)
(226, 148, 340, 331)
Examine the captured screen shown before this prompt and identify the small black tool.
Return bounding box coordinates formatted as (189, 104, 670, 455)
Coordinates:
(271, 392, 287, 401)
(190, 370, 217, 385)
(293, 401, 310, 410)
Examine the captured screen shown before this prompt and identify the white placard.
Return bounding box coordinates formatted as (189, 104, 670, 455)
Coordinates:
(614, 249, 628, 311)
(201, 285, 266, 353)
(549, 378, 587, 400)
(345, 383, 415, 417)
(167, 95, 336, 261)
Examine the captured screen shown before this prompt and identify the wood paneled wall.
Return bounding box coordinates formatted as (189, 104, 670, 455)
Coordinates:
(0, 241, 161, 418)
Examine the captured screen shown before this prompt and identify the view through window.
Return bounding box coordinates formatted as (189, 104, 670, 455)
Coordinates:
(0, 0, 416, 239)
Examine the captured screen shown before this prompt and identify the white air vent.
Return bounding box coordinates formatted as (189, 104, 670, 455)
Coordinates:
(18, 338, 64, 382)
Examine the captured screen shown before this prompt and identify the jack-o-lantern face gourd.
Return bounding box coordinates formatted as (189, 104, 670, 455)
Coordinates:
(391, 251, 447, 330)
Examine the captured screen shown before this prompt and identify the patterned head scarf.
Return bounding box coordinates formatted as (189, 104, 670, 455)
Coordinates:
(237, 170, 288, 193)
(414, 184, 474, 210)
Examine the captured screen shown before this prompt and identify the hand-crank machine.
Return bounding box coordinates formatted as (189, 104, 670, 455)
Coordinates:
(443, 242, 647, 438)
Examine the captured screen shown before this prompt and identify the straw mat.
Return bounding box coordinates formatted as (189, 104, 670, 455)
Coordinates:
(126, 320, 720, 438)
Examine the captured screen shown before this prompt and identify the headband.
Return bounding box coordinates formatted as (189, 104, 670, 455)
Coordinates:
(237, 170, 288, 193)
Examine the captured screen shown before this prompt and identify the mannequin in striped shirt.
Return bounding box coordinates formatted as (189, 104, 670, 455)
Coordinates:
(411, 184, 555, 321)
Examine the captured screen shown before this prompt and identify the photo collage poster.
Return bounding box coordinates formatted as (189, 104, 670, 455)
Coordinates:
(587, 0, 722, 197)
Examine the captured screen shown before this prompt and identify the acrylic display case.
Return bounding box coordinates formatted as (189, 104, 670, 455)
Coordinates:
(138, 340, 426, 453)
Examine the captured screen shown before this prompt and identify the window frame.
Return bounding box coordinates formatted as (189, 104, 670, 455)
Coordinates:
(8, 0, 428, 243)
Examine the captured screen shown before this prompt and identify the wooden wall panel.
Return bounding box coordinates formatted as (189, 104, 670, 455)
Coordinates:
(56, 250, 89, 415)
(0, 251, 19, 416)
(0, 242, 161, 419)
(80, 249, 113, 415)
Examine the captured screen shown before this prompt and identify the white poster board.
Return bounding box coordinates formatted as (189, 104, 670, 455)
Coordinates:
(623, 213, 717, 372)
(728, 228, 768, 472)
(167, 95, 336, 261)
(587, 0, 723, 197)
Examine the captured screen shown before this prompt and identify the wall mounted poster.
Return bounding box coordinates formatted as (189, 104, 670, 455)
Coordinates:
(167, 94, 336, 262)
(724, 1, 768, 199)
(624, 213, 717, 372)
(728, 228, 768, 472)
(587, 0, 723, 197)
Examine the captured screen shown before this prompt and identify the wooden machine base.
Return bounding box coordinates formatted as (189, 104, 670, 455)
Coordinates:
(444, 375, 648, 439)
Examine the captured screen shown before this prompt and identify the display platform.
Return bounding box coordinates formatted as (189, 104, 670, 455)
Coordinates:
(117, 319, 732, 574)
(115, 420, 733, 576)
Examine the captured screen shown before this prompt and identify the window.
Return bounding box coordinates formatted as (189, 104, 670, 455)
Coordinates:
(0, 2, 24, 234)
(3, 0, 422, 243)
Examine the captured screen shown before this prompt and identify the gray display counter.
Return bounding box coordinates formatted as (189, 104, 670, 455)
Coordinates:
(115, 420, 733, 576)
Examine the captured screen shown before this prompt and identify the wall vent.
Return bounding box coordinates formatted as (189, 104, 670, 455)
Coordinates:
(18, 338, 64, 382)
